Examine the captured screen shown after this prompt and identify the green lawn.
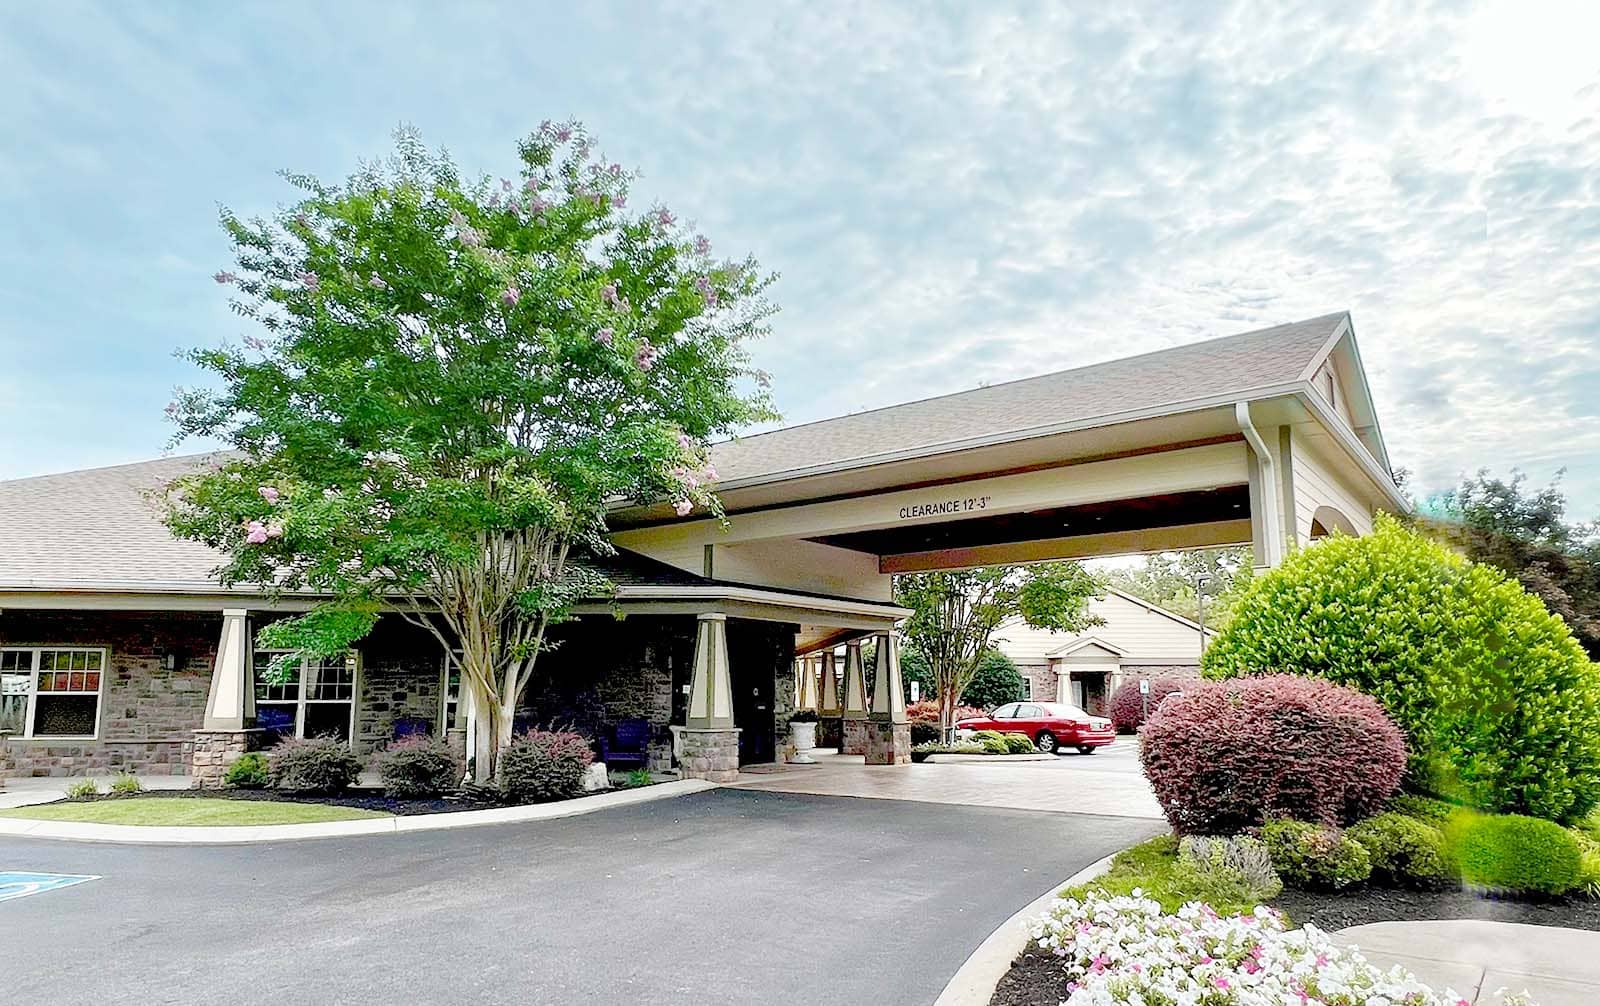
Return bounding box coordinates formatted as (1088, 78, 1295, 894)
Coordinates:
(0, 798, 390, 827)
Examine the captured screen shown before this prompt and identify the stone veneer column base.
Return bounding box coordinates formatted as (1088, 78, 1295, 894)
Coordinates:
(676, 727, 742, 783)
(842, 718, 869, 755)
(817, 716, 843, 751)
(190, 729, 263, 789)
(862, 720, 911, 765)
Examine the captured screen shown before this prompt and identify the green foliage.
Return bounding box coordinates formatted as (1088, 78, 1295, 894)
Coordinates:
(163, 124, 775, 778)
(1003, 733, 1036, 754)
(1388, 794, 1459, 825)
(108, 772, 143, 796)
(623, 769, 654, 789)
(64, 778, 100, 800)
(1423, 469, 1599, 658)
(267, 737, 364, 795)
(897, 563, 1101, 736)
(1102, 546, 1254, 629)
(1446, 813, 1583, 896)
(979, 734, 1011, 754)
(223, 752, 271, 789)
(1260, 819, 1372, 890)
(1204, 515, 1600, 823)
(1060, 835, 1267, 917)
(1177, 835, 1284, 902)
(901, 647, 1024, 708)
(375, 735, 460, 798)
(1348, 813, 1449, 887)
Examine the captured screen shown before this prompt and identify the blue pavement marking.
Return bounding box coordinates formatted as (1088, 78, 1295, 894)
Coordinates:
(0, 872, 100, 903)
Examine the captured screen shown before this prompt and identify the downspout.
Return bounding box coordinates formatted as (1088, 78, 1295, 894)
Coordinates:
(1235, 402, 1284, 567)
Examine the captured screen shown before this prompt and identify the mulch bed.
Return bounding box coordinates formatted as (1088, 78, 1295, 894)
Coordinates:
(30, 785, 647, 817)
(989, 885, 1600, 1005)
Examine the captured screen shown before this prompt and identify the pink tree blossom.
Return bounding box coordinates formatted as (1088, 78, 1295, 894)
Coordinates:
(501, 286, 521, 307)
(213, 270, 238, 284)
(594, 327, 614, 346)
(635, 340, 659, 370)
(258, 486, 280, 503)
(298, 271, 319, 290)
(244, 521, 269, 544)
(673, 499, 693, 517)
(368, 273, 388, 290)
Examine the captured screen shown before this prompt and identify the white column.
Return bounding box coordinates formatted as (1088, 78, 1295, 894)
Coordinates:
(686, 613, 735, 729)
(842, 641, 868, 720)
(870, 632, 908, 724)
(796, 654, 817, 711)
(202, 609, 253, 730)
(818, 649, 841, 716)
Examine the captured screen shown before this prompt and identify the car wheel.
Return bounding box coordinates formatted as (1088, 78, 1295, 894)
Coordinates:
(1035, 731, 1058, 754)
(1076, 746, 1097, 755)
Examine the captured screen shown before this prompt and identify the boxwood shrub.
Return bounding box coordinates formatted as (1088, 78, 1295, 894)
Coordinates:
(1447, 813, 1583, 895)
(1260, 819, 1372, 890)
(375, 734, 460, 798)
(1139, 674, 1405, 835)
(1348, 812, 1449, 887)
(267, 736, 364, 795)
(499, 728, 593, 803)
(1203, 515, 1600, 824)
(223, 751, 270, 789)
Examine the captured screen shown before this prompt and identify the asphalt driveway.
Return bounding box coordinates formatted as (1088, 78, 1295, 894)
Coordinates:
(3, 788, 1162, 1005)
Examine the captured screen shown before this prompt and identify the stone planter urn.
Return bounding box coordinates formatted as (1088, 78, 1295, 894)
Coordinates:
(789, 717, 819, 764)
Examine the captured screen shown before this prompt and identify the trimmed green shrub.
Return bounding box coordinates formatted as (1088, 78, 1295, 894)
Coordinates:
(1177, 835, 1283, 902)
(1447, 813, 1583, 895)
(1140, 674, 1405, 835)
(267, 736, 364, 795)
(499, 728, 593, 803)
(1389, 794, 1458, 825)
(1261, 819, 1372, 890)
(910, 739, 986, 761)
(1204, 515, 1600, 824)
(1348, 812, 1448, 887)
(64, 778, 100, 800)
(375, 735, 460, 798)
(1004, 733, 1036, 754)
(223, 751, 270, 789)
(109, 772, 143, 796)
(979, 735, 1011, 755)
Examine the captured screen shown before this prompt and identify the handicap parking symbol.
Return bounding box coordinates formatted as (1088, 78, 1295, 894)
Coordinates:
(0, 872, 100, 903)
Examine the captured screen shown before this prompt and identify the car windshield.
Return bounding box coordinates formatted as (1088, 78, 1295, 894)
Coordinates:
(1038, 703, 1092, 719)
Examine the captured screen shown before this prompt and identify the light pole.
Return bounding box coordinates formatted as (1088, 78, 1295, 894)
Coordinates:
(1194, 571, 1213, 656)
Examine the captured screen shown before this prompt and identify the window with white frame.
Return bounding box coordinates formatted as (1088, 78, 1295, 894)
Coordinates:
(0, 647, 107, 739)
(1021, 675, 1034, 700)
(439, 652, 462, 736)
(253, 650, 358, 745)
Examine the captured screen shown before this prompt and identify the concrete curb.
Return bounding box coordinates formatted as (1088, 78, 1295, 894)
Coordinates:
(932, 850, 1122, 1006)
(0, 779, 717, 845)
(923, 753, 1056, 764)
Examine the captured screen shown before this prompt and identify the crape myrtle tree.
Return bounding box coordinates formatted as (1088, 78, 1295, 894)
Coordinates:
(164, 124, 775, 781)
(896, 564, 1102, 741)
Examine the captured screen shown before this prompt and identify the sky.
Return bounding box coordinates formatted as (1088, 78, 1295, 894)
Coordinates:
(2, 1, 1598, 517)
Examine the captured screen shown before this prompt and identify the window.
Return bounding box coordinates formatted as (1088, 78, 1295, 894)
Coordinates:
(439, 653, 462, 736)
(991, 702, 1021, 719)
(1021, 676, 1034, 700)
(1017, 704, 1044, 719)
(0, 647, 107, 739)
(253, 650, 358, 745)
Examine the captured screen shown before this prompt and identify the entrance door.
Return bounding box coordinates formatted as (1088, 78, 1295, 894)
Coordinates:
(725, 620, 778, 765)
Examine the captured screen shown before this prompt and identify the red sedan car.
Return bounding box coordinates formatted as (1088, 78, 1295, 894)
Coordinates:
(956, 701, 1115, 754)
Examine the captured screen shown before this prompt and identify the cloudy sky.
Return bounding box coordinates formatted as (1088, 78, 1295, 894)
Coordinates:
(2, 1, 1597, 514)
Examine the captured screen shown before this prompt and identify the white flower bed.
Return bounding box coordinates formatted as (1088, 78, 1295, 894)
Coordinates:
(1028, 889, 1534, 1006)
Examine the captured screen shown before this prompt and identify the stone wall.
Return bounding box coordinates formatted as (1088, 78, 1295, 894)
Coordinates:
(356, 619, 446, 753)
(1020, 663, 1055, 703)
(190, 729, 261, 788)
(0, 610, 218, 777)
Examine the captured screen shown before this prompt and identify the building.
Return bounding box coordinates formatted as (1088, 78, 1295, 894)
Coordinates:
(993, 589, 1214, 714)
(0, 312, 1404, 781)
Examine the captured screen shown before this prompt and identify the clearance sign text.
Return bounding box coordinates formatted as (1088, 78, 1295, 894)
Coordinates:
(897, 495, 993, 520)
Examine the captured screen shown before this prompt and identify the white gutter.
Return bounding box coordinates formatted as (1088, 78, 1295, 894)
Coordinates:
(1235, 401, 1284, 566)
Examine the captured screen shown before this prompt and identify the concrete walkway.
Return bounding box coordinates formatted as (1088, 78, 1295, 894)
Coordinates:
(1340, 920, 1600, 1005)
(729, 745, 1164, 819)
(0, 774, 192, 809)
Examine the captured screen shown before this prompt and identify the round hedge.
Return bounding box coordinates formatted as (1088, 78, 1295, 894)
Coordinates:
(1447, 813, 1582, 895)
(1109, 675, 1189, 733)
(1140, 674, 1405, 836)
(1203, 515, 1600, 824)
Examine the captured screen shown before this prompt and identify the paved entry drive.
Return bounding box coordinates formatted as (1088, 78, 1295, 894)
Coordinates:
(0, 872, 99, 903)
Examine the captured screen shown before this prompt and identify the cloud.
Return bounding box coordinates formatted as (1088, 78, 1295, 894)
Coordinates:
(0, 0, 1597, 517)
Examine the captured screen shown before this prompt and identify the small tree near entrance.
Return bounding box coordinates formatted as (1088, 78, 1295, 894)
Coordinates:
(895, 565, 1102, 741)
(164, 125, 774, 781)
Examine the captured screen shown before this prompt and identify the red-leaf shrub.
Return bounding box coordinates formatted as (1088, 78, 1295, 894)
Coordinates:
(500, 728, 594, 803)
(1109, 676, 1190, 733)
(906, 699, 984, 744)
(1140, 675, 1405, 836)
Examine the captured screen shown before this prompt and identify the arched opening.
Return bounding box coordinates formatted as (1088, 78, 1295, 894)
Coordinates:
(1309, 505, 1359, 540)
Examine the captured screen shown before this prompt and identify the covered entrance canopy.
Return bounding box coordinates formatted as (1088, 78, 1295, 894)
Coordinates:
(608, 313, 1406, 773)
